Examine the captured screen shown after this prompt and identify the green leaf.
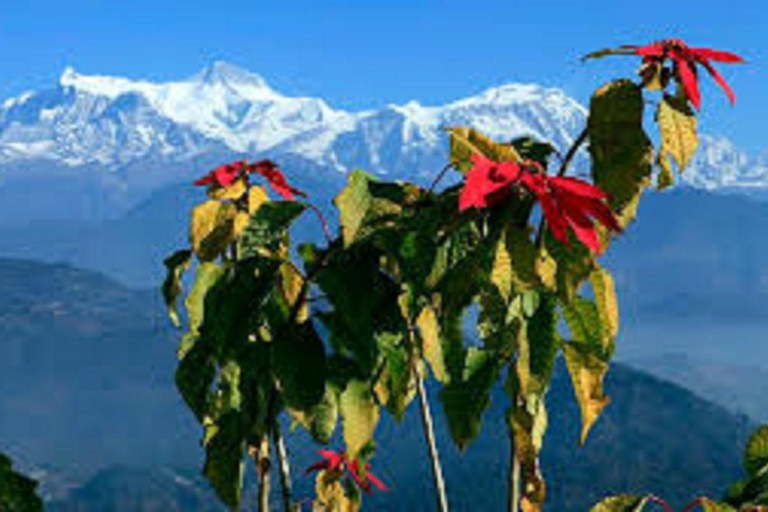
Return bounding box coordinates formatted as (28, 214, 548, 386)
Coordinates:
(447, 126, 522, 174)
(202, 411, 246, 508)
(309, 385, 340, 444)
(521, 294, 560, 396)
(312, 243, 404, 375)
(339, 379, 380, 459)
(562, 341, 610, 445)
(590, 494, 649, 512)
(561, 296, 612, 357)
(374, 332, 415, 421)
(543, 232, 595, 303)
(0, 452, 43, 512)
(587, 79, 654, 228)
(656, 93, 698, 189)
(185, 262, 226, 335)
(439, 348, 501, 450)
(240, 201, 306, 257)
(510, 136, 557, 168)
(162, 249, 192, 327)
(175, 336, 216, 421)
(272, 321, 327, 411)
(745, 425, 768, 477)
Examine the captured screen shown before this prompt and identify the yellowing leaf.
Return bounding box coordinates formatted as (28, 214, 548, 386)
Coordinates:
(562, 342, 610, 445)
(535, 246, 557, 291)
(339, 380, 379, 459)
(281, 261, 308, 322)
(491, 234, 513, 301)
(334, 170, 373, 247)
(314, 470, 361, 512)
(698, 498, 737, 512)
(590, 495, 649, 512)
(447, 126, 522, 174)
(416, 304, 448, 383)
(247, 185, 269, 214)
(190, 200, 237, 261)
(590, 267, 619, 340)
(207, 177, 247, 200)
(656, 94, 698, 189)
(184, 262, 226, 335)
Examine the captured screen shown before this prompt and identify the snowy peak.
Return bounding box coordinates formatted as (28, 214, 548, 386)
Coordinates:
(0, 63, 763, 196)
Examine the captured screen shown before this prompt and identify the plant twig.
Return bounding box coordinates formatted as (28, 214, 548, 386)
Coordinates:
(249, 438, 271, 512)
(272, 420, 293, 512)
(556, 127, 588, 178)
(509, 431, 521, 512)
(306, 202, 334, 244)
(646, 494, 674, 512)
(428, 163, 456, 193)
(415, 364, 450, 512)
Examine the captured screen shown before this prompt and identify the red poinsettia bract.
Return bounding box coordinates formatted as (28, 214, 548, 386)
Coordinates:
(193, 160, 246, 187)
(458, 154, 620, 253)
(458, 154, 524, 212)
(247, 159, 307, 201)
(603, 38, 744, 110)
(305, 449, 387, 494)
(520, 173, 621, 253)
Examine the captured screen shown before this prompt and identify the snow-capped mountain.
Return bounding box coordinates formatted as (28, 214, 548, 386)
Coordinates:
(0, 61, 762, 224)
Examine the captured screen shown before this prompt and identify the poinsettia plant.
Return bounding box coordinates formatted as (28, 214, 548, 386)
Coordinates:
(162, 37, 744, 512)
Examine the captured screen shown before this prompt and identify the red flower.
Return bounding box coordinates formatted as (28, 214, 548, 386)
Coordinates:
(193, 161, 246, 187)
(616, 39, 743, 110)
(247, 159, 307, 200)
(458, 154, 524, 212)
(305, 449, 387, 494)
(520, 173, 620, 253)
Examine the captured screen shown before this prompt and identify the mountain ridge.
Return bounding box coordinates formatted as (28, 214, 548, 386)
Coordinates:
(0, 61, 764, 227)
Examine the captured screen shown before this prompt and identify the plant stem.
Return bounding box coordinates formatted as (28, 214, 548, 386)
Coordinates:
(646, 494, 674, 512)
(556, 127, 588, 178)
(415, 364, 449, 512)
(272, 420, 293, 512)
(428, 163, 455, 193)
(254, 438, 271, 512)
(508, 431, 521, 512)
(306, 202, 334, 244)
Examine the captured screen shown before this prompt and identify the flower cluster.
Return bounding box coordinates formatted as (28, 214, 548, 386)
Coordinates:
(194, 159, 306, 200)
(305, 449, 387, 494)
(458, 154, 620, 253)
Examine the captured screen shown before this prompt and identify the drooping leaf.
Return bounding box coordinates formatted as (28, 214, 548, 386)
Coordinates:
(416, 304, 448, 383)
(0, 452, 43, 512)
(561, 296, 612, 357)
(590, 267, 619, 341)
(587, 79, 654, 228)
(374, 332, 415, 420)
(202, 411, 246, 508)
(309, 385, 340, 444)
(272, 321, 327, 411)
(656, 93, 698, 189)
(590, 494, 649, 512)
(562, 341, 610, 445)
(339, 380, 380, 459)
(447, 126, 522, 174)
(185, 262, 226, 335)
(175, 337, 216, 421)
(162, 249, 192, 327)
(439, 348, 501, 450)
(191, 200, 238, 261)
(240, 201, 306, 257)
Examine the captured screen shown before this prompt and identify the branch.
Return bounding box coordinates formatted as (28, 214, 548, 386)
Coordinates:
(556, 127, 588, 178)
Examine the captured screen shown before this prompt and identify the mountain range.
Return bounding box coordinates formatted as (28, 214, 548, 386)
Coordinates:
(0, 62, 767, 227)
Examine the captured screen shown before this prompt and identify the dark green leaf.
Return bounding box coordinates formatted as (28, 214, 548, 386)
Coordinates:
(162, 249, 192, 327)
(0, 452, 43, 512)
(240, 201, 306, 257)
(272, 321, 327, 411)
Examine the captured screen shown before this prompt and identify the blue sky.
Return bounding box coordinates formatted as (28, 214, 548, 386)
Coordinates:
(0, 0, 765, 150)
